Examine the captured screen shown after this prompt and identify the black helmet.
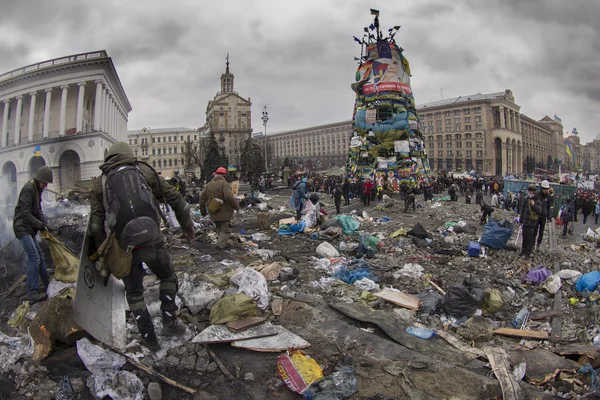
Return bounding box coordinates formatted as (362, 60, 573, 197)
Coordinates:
(527, 184, 537, 191)
(35, 166, 53, 183)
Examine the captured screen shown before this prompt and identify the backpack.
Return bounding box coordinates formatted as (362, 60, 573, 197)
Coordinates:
(102, 163, 163, 252)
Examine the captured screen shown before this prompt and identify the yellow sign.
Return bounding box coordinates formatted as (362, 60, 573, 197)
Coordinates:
(231, 180, 239, 196)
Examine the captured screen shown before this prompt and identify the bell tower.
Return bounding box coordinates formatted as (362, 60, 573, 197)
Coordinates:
(220, 53, 234, 93)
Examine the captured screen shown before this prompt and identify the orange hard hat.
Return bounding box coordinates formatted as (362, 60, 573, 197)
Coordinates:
(216, 167, 227, 175)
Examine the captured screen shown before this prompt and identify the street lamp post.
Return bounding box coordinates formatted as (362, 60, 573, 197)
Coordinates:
(261, 106, 269, 172)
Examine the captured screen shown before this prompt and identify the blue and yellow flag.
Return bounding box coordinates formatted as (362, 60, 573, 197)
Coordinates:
(33, 145, 41, 157)
(565, 139, 574, 163)
(370, 8, 380, 16)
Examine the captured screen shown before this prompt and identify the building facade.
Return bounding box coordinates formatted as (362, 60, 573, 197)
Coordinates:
(268, 120, 352, 170)
(202, 56, 252, 167)
(582, 137, 600, 173)
(0, 50, 131, 201)
(564, 134, 583, 171)
(266, 89, 567, 176)
(127, 127, 200, 179)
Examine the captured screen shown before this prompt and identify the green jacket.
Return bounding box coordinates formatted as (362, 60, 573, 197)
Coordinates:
(13, 179, 48, 239)
(89, 154, 192, 251)
(199, 175, 239, 222)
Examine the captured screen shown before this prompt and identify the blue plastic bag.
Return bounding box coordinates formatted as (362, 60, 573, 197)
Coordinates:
(332, 260, 378, 285)
(480, 219, 513, 249)
(575, 271, 600, 293)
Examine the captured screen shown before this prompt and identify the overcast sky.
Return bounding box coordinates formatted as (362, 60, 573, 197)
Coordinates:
(1, 0, 599, 144)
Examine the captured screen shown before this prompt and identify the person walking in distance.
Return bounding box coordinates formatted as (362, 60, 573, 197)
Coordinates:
(13, 166, 54, 304)
(200, 167, 240, 250)
(363, 177, 374, 207)
(534, 180, 552, 250)
(561, 199, 574, 237)
(342, 178, 351, 206)
(519, 184, 542, 259)
(89, 142, 195, 351)
(333, 185, 343, 215)
(404, 187, 416, 213)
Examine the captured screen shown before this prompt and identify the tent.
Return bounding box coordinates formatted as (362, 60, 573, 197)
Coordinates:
(325, 166, 345, 176)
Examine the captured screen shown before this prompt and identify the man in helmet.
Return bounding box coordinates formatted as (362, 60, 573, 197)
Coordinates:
(89, 142, 195, 351)
(534, 180, 552, 250)
(13, 166, 53, 304)
(199, 167, 240, 250)
(519, 184, 543, 259)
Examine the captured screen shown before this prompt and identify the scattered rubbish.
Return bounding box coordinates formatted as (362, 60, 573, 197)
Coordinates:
(252, 248, 281, 260)
(191, 322, 277, 344)
(374, 289, 422, 310)
(278, 220, 306, 235)
(0, 331, 33, 373)
(540, 274, 562, 294)
(392, 263, 424, 279)
(231, 267, 270, 309)
(353, 278, 380, 292)
(512, 307, 530, 329)
(467, 241, 481, 257)
(8, 301, 30, 328)
(279, 217, 297, 225)
(47, 278, 76, 299)
(480, 219, 513, 249)
(332, 261, 378, 285)
(442, 285, 483, 318)
(41, 231, 79, 283)
(575, 271, 600, 293)
(232, 325, 310, 352)
(200, 254, 213, 262)
(509, 349, 578, 385)
(226, 316, 267, 332)
(254, 262, 282, 281)
(179, 274, 224, 314)
(335, 215, 360, 235)
(76, 338, 144, 400)
(277, 350, 323, 395)
(303, 366, 358, 399)
(209, 294, 258, 325)
(493, 328, 549, 340)
(481, 288, 504, 314)
(316, 242, 340, 258)
(485, 347, 525, 400)
(407, 223, 431, 240)
(406, 326, 435, 339)
(456, 316, 493, 341)
(556, 269, 582, 285)
(513, 362, 527, 381)
(271, 297, 283, 316)
(523, 266, 552, 285)
(418, 291, 442, 314)
(389, 228, 408, 238)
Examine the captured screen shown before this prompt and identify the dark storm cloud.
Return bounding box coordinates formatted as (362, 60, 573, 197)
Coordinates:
(0, 0, 598, 141)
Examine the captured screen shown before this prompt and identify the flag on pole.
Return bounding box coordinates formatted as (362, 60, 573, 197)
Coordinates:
(553, 114, 562, 122)
(370, 8, 380, 16)
(565, 139, 574, 163)
(572, 127, 578, 135)
(33, 145, 41, 157)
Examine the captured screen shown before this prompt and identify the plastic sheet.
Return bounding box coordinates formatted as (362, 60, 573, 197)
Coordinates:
(332, 260, 378, 285)
(0, 331, 33, 373)
(575, 271, 600, 293)
(231, 267, 270, 309)
(335, 215, 360, 235)
(76, 338, 144, 400)
(316, 242, 340, 258)
(278, 220, 306, 235)
(523, 266, 552, 285)
(178, 273, 224, 314)
(480, 218, 513, 249)
(353, 278, 380, 292)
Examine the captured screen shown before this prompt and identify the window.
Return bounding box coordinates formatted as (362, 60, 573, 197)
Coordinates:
(436, 119, 442, 126)
(169, 159, 172, 167)
(181, 158, 184, 165)
(174, 159, 178, 166)
(446, 126, 452, 133)
(153, 161, 156, 168)
(447, 150, 453, 157)
(438, 150, 443, 157)
(465, 125, 472, 132)
(474, 116, 482, 122)
(455, 117, 460, 124)
(168, 148, 172, 154)
(456, 150, 462, 157)
(455, 125, 461, 132)
(466, 142, 472, 148)
(174, 148, 177, 154)
(445, 134, 452, 140)
(476, 150, 483, 158)
(466, 150, 472, 157)
(463, 109, 470, 115)
(134, 139, 138, 145)
(465, 117, 471, 123)
(474, 107, 481, 114)
(168, 136, 172, 142)
(152, 137, 156, 143)
(152, 149, 156, 155)
(180, 136, 183, 141)
(455, 134, 461, 141)
(475, 133, 483, 140)
(456, 142, 462, 148)
(446, 142, 453, 148)
(445, 119, 451, 125)
(128, 139, 132, 145)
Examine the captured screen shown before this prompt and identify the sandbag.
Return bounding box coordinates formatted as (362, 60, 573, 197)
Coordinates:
(209, 294, 258, 325)
(442, 285, 483, 318)
(480, 218, 513, 249)
(407, 223, 431, 240)
(40, 231, 79, 283)
(481, 288, 504, 314)
(316, 242, 340, 258)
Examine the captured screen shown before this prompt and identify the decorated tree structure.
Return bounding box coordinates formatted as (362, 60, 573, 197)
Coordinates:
(346, 9, 430, 186)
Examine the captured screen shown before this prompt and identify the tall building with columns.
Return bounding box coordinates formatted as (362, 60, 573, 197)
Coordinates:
(0, 50, 131, 201)
(203, 55, 252, 167)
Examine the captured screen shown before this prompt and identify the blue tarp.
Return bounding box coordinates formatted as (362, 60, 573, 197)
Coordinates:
(480, 218, 513, 249)
(278, 220, 306, 235)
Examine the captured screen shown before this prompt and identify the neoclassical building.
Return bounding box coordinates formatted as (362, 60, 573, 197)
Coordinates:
(0, 50, 131, 201)
(201, 56, 252, 166)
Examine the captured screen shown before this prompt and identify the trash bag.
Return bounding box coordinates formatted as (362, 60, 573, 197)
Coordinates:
(354, 243, 376, 258)
(278, 220, 306, 235)
(40, 231, 79, 283)
(481, 288, 504, 314)
(523, 266, 552, 285)
(231, 267, 270, 309)
(209, 294, 258, 325)
(480, 218, 513, 249)
(457, 316, 493, 341)
(541, 275, 562, 294)
(407, 223, 431, 240)
(322, 218, 342, 229)
(332, 260, 378, 285)
(418, 291, 442, 314)
(575, 271, 600, 293)
(335, 215, 360, 235)
(316, 242, 340, 258)
(442, 285, 483, 318)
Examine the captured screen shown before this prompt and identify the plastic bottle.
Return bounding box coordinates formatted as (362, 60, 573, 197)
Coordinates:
(512, 307, 529, 328)
(406, 326, 436, 339)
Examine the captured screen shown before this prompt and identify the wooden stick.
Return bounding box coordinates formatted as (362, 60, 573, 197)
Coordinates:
(125, 354, 197, 394)
(0, 274, 26, 302)
(205, 345, 235, 381)
(426, 279, 446, 295)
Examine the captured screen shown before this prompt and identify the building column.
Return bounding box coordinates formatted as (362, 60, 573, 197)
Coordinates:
(76, 82, 86, 133)
(59, 85, 69, 137)
(13, 95, 23, 145)
(43, 89, 52, 139)
(1, 100, 10, 148)
(94, 81, 103, 131)
(500, 142, 507, 176)
(27, 92, 37, 143)
(499, 106, 505, 129)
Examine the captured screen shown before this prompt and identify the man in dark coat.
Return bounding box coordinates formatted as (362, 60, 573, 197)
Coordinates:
(342, 179, 351, 206)
(534, 180, 552, 250)
(13, 166, 53, 304)
(519, 184, 543, 259)
(561, 199, 574, 237)
(89, 142, 194, 350)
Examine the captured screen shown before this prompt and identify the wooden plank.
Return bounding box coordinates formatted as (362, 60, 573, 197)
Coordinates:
(436, 330, 486, 359)
(484, 347, 525, 400)
(279, 217, 297, 225)
(493, 328, 549, 340)
(374, 289, 422, 311)
(226, 316, 266, 332)
(125, 354, 197, 394)
(529, 310, 563, 320)
(0, 275, 26, 302)
(191, 322, 277, 344)
(232, 325, 310, 352)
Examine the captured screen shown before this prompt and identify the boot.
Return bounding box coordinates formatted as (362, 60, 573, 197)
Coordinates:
(28, 291, 48, 304)
(161, 319, 186, 336)
(141, 334, 161, 352)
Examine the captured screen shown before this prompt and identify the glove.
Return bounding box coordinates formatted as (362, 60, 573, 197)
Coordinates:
(185, 223, 196, 242)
